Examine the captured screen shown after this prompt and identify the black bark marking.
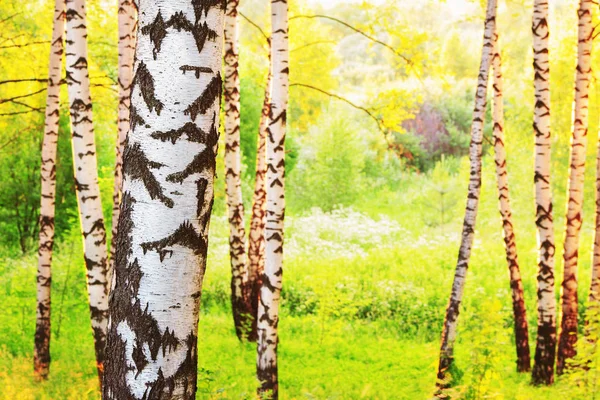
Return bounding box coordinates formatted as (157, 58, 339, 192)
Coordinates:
(130, 107, 146, 131)
(192, 0, 226, 21)
(135, 61, 164, 115)
(180, 65, 212, 78)
(141, 221, 207, 261)
(141, 11, 168, 60)
(184, 74, 222, 121)
(123, 142, 174, 208)
(150, 122, 210, 144)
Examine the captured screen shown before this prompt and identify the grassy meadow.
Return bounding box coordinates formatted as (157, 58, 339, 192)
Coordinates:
(3, 150, 600, 399)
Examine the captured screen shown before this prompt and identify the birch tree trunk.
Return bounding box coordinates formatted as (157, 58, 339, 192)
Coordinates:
(491, 31, 531, 373)
(224, 0, 250, 341)
(103, 1, 225, 398)
(435, 0, 496, 391)
(557, 0, 594, 375)
(246, 66, 272, 343)
(64, 0, 109, 380)
(531, 0, 557, 386)
(591, 133, 600, 304)
(109, 0, 137, 286)
(34, 0, 65, 380)
(257, 0, 288, 397)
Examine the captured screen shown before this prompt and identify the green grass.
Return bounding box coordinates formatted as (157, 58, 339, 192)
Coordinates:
(3, 153, 600, 399)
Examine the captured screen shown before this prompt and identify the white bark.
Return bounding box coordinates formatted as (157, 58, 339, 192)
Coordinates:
(256, 0, 289, 397)
(109, 0, 137, 288)
(436, 0, 496, 391)
(34, 0, 65, 380)
(103, 1, 226, 398)
(64, 0, 109, 378)
(557, 0, 594, 375)
(223, 0, 250, 340)
(531, 0, 557, 386)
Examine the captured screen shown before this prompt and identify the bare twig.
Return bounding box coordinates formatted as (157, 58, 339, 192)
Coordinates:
(291, 40, 337, 53)
(0, 12, 22, 25)
(0, 87, 47, 104)
(239, 12, 270, 44)
(0, 40, 50, 50)
(289, 14, 412, 65)
(290, 82, 408, 158)
(0, 78, 47, 86)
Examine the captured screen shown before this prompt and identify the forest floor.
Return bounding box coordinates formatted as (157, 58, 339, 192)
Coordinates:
(0, 206, 598, 399)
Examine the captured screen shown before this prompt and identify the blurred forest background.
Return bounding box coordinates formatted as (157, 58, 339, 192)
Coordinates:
(2, 0, 600, 398)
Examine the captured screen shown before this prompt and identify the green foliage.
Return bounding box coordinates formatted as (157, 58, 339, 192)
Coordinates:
(288, 109, 366, 212)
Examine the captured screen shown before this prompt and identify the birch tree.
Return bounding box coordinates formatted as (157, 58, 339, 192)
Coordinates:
(33, 0, 65, 380)
(103, 0, 226, 398)
(256, 0, 289, 396)
(109, 0, 137, 284)
(64, 0, 109, 380)
(531, 0, 556, 386)
(491, 31, 531, 374)
(224, 0, 251, 341)
(435, 0, 496, 391)
(591, 133, 600, 306)
(247, 63, 271, 343)
(557, 0, 594, 375)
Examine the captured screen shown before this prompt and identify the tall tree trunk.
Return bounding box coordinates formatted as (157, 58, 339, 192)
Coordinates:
(435, 0, 496, 392)
(109, 0, 137, 287)
(64, 0, 109, 381)
(34, 0, 65, 381)
(224, 0, 250, 341)
(591, 137, 600, 310)
(591, 123, 600, 305)
(557, 0, 594, 375)
(491, 31, 531, 374)
(257, 0, 288, 397)
(247, 65, 272, 343)
(102, 1, 226, 398)
(531, 0, 557, 386)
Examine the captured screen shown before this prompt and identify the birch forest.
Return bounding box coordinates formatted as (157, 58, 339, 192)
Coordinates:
(7, 0, 600, 398)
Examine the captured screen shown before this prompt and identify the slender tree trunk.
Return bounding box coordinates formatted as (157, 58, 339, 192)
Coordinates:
(247, 65, 272, 343)
(435, 0, 496, 392)
(224, 0, 250, 341)
(591, 142, 600, 314)
(64, 0, 109, 381)
(257, 0, 288, 397)
(109, 0, 137, 287)
(556, 0, 594, 375)
(491, 31, 531, 374)
(531, 0, 557, 386)
(591, 130, 600, 306)
(34, 0, 65, 381)
(103, 1, 225, 398)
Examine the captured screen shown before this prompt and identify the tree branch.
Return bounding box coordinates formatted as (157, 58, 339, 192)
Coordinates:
(0, 40, 50, 50)
(0, 78, 47, 86)
(0, 88, 47, 105)
(290, 82, 408, 159)
(239, 12, 270, 45)
(291, 40, 337, 53)
(289, 14, 412, 65)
